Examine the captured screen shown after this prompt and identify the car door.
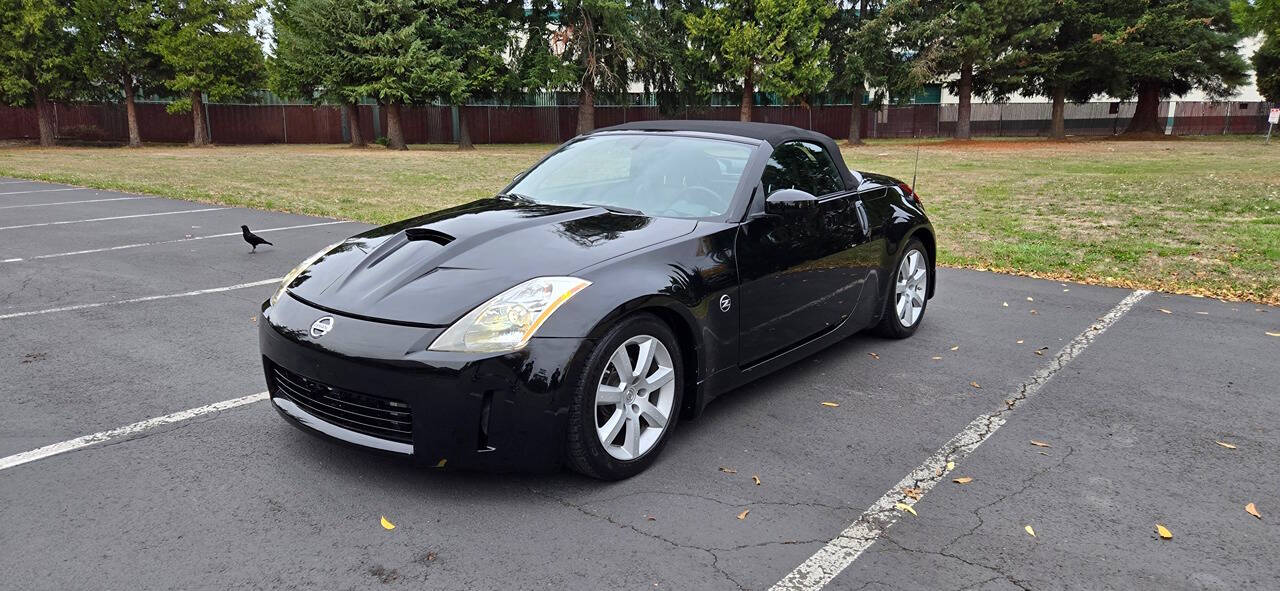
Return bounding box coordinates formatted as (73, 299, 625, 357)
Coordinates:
(735, 140, 875, 365)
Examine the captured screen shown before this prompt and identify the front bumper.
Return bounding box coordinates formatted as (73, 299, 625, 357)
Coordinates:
(258, 294, 593, 472)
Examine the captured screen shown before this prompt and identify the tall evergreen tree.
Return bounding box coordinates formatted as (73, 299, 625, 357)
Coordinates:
(152, 0, 266, 145)
(886, 0, 1051, 140)
(824, 0, 922, 144)
(1233, 0, 1280, 102)
(0, 0, 82, 146)
(73, 0, 167, 147)
(1101, 0, 1247, 134)
(1018, 0, 1118, 138)
(269, 0, 369, 146)
(631, 0, 714, 116)
(558, 0, 635, 134)
(427, 0, 513, 150)
(686, 0, 834, 122)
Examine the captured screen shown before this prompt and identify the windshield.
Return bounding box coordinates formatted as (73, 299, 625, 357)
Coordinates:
(507, 134, 755, 219)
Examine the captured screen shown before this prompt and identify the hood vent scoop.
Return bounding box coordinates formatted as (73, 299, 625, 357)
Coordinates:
(405, 228, 455, 246)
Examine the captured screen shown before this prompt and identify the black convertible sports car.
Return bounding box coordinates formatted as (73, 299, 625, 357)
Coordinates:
(259, 121, 935, 479)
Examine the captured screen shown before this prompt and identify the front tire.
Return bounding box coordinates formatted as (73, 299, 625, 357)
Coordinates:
(566, 313, 683, 480)
(874, 238, 930, 338)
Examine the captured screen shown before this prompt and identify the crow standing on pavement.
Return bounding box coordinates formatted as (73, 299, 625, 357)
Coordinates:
(242, 225, 273, 252)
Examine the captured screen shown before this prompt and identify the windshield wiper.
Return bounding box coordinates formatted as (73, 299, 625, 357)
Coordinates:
(496, 192, 538, 204)
(582, 202, 644, 216)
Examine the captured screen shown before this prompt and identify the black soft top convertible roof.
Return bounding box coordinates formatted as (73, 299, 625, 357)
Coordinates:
(593, 120, 861, 187)
(594, 120, 834, 148)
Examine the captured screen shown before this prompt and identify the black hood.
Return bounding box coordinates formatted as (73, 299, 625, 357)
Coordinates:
(286, 198, 697, 326)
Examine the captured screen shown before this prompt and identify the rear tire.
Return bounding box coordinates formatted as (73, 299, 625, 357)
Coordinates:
(874, 238, 930, 338)
(566, 313, 683, 480)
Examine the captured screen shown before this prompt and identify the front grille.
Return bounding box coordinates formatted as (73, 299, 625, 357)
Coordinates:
(270, 365, 414, 444)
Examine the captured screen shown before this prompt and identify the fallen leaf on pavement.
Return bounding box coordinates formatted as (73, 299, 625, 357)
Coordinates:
(902, 487, 923, 500)
(868, 352, 879, 360)
(645, 515, 656, 521)
(1156, 524, 1172, 539)
(1026, 297, 1034, 302)
(1002, 302, 1009, 307)
(435, 459, 447, 468)
(1266, 332, 1280, 337)
(932, 356, 943, 360)
(945, 461, 955, 471)
(1246, 503, 1261, 519)
(424, 551, 437, 561)
(752, 474, 761, 486)
(1214, 441, 1237, 449)
(1030, 309, 1038, 315)
(821, 401, 840, 407)
(950, 345, 959, 351)
(895, 503, 917, 516)
(1005, 399, 1015, 408)
(381, 516, 396, 530)
(1025, 525, 1036, 537)
(1159, 309, 1172, 314)
(953, 477, 973, 484)
(737, 509, 750, 520)
(970, 381, 981, 389)
(719, 466, 737, 474)
(1016, 339, 1024, 344)
(1035, 346, 1049, 356)
(1030, 440, 1052, 448)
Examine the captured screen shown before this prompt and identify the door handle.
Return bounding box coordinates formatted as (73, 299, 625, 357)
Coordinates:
(854, 200, 871, 239)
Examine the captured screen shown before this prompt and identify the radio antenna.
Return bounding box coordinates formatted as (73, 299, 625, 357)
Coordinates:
(909, 137, 921, 195)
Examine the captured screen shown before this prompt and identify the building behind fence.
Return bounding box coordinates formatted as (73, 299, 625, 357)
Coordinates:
(1, 99, 1273, 145)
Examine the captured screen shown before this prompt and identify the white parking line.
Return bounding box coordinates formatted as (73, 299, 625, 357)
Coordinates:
(0, 278, 282, 320)
(0, 393, 268, 471)
(0, 220, 354, 263)
(0, 187, 79, 196)
(0, 196, 150, 210)
(0, 207, 225, 231)
(770, 289, 1151, 591)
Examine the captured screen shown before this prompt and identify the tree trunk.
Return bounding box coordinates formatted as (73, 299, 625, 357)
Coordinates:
(33, 89, 55, 147)
(740, 65, 754, 122)
(345, 102, 365, 147)
(1124, 80, 1163, 135)
(123, 77, 141, 147)
(457, 105, 474, 150)
(848, 85, 864, 144)
(576, 76, 595, 135)
(190, 91, 210, 146)
(955, 61, 973, 140)
(1049, 85, 1066, 139)
(385, 102, 407, 150)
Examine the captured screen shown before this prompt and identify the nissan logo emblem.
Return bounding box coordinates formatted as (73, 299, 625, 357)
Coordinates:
(719, 295, 732, 313)
(310, 316, 334, 338)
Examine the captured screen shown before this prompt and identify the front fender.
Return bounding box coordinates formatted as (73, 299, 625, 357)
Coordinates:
(535, 223, 741, 392)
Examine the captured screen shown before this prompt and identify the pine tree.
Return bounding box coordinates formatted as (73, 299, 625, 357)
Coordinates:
(0, 0, 82, 146)
(1101, 0, 1247, 135)
(886, 0, 1051, 140)
(151, 0, 266, 145)
(824, 0, 923, 144)
(1018, 0, 1118, 138)
(74, 0, 168, 147)
(686, 0, 834, 122)
(558, 0, 635, 134)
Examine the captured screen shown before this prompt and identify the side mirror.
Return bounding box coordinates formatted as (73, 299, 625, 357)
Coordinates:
(765, 188, 819, 214)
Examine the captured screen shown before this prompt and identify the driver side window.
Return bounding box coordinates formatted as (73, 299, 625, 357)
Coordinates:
(761, 141, 845, 197)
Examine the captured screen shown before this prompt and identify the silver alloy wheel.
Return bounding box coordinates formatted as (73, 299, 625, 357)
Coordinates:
(595, 334, 676, 461)
(894, 249, 928, 327)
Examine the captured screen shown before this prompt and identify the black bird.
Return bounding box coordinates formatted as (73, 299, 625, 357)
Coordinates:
(242, 225, 273, 252)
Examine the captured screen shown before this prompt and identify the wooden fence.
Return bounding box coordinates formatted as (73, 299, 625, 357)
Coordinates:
(1, 100, 1273, 145)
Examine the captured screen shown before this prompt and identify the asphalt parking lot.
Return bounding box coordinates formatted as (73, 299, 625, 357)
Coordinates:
(1, 177, 1276, 591)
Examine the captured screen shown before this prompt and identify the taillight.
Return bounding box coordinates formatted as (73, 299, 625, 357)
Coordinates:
(899, 182, 922, 206)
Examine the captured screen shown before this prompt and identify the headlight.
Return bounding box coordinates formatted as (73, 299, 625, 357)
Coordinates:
(429, 276, 591, 353)
(270, 241, 343, 306)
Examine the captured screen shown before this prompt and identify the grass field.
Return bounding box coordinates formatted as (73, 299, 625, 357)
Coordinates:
(1, 137, 1276, 304)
